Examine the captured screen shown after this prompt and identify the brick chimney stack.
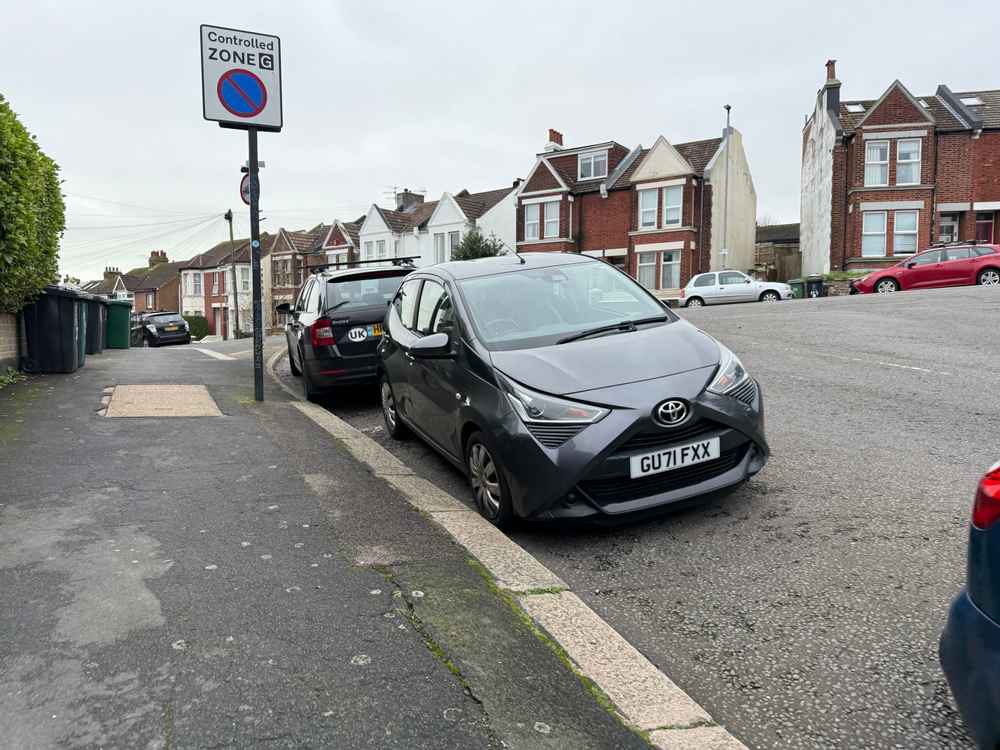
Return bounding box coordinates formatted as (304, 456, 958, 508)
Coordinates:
(148, 250, 168, 267)
(823, 59, 841, 117)
(544, 129, 564, 152)
(103, 267, 119, 283)
(825, 59, 837, 82)
(395, 189, 424, 213)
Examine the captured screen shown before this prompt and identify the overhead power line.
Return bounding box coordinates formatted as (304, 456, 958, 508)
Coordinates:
(65, 214, 218, 231)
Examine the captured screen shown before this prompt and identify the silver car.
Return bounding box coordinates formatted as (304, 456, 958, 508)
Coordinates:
(680, 271, 793, 308)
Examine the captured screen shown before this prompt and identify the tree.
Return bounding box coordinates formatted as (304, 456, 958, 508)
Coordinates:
(0, 95, 65, 312)
(450, 227, 506, 261)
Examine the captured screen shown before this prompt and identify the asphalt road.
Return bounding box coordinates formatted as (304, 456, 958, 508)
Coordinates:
(274, 285, 1000, 749)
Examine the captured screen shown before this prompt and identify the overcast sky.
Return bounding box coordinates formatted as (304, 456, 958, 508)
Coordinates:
(3, 0, 997, 282)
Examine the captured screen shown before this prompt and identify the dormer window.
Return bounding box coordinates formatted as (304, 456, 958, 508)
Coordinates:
(960, 96, 984, 106)
(578, 151, 608, 180)
(845, 103, 865, 113)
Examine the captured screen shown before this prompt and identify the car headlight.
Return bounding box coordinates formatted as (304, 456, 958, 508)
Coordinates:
(707, 343, 749, 395)
(497, 373, 609, 424)
(145, 324, 156, 333)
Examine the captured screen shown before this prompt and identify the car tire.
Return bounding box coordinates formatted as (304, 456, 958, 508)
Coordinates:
(875, 278, 899, 294)
(977, 268, 1000, 286)
(466, 431, 515, 530)
(380, 375, 409, 440)
(288, 345, 301, 376)
(685, 297, 704, 308)
(301, 348, 321, 402)
(760, 290, 780, 303)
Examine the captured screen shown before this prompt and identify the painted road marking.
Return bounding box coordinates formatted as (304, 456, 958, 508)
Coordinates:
(192, 347, 236, 361)
(271, 351, 747, 748)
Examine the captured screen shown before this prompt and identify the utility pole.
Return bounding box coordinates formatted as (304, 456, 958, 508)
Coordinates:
(722, 104, 731, 271)
(224, 209, 240, 338)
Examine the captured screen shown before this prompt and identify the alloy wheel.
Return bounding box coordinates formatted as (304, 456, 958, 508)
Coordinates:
(381, 381, 397, 431)
(761, 291, 779, 303)
(686, 298, 703, 308)
(876, 279, 897, 294)
(469, 443, 501, 517)
(979, 269, 1000, 286)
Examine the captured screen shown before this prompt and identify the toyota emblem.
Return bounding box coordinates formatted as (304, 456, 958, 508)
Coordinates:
(654, 399, 689, 427)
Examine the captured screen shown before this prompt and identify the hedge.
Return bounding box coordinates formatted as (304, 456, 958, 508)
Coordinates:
(183, 314, 210, 340)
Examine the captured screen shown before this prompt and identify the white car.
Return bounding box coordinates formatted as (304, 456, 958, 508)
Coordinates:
(680, 271, 793, 307)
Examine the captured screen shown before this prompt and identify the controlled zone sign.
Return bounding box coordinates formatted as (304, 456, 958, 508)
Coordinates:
(201, 24, 282, 131)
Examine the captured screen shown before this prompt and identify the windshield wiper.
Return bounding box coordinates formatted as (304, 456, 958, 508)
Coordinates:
(556, 316, 667, 345)
(323, 300, 351, 314)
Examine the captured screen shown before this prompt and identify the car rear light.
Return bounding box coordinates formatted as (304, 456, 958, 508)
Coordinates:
(311, 318, 336, 347)
(972, 462, 1000, 530)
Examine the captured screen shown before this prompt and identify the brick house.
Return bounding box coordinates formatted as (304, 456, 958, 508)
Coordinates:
(179, 240, 259, 338)
(514, 128, 756, 293)
(801, 60, 1000, 274)
(268, 226, 327, 327)
(317, 219, 363, 267)
(128, 251, 182, 314)
(82, 267, 136, 302)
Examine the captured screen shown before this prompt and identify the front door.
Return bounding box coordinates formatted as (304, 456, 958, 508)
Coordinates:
(940, 247, 976, 286)
(718, 271, 755, 302)
(904, 249, 945, 288)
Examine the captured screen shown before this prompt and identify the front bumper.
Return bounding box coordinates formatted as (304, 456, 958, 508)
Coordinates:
(492, 376, 768, 521)
(940, 588, 1000, 750)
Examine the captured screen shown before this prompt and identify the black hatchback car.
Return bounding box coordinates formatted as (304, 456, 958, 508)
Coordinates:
(140, 312, 191, 347)
(277, 263, 414, 400)
(377, 253, 768, 528)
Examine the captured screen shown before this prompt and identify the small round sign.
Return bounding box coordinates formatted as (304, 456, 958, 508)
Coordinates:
(217, 68, 268, 118)
(347, 327, 367, 342)
(240, 174, 251, 206)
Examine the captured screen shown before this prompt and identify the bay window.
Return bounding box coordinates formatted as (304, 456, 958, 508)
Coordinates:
(663, 186, 683, 227)
(861, 211, 887, 256)
(639, 189, 657, 228)
(525, 203, 540, 240)
(896, 139, 921, 185)
(192, 272, 202, 295)
(240, 267, 250, 292)
(893, 210, 918, 254)
(637, 252, 657, 289)
(660, 251, 680, 289)
(434, 233, 446, 263)
(865, 141, 889, 187)
(543, 200, 560, 238)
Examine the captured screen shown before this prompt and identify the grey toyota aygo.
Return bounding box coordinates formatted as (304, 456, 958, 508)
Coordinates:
(377, 252, 768, 528)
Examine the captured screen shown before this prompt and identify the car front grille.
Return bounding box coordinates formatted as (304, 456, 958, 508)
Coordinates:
(728, 378, 757, 406)
(616, 419, 724, 454)
(577, 445, 747, 506)
(525, 422, 587, 448)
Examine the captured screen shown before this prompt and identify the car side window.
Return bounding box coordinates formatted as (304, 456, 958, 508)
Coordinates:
(693, 274, 716, 288)
(416, 280, 446, 335)
(974, 247, 996, 257)
(296, 280, 313, 311)
(719, 272, 745, 285)
(432, 294, 455, 334)
(945, 248, 972, 261)
(912, 250, 943, 265)
(394, 279, 421, 331)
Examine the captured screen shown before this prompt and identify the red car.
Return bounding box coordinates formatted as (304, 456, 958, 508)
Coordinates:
(850, 243, 1000, 294)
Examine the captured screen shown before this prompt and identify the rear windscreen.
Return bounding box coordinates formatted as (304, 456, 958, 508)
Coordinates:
(149, 314, 185, 325)
(325, 274, 407, 312)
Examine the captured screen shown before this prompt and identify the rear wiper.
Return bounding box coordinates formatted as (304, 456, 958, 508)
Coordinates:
(323, 300, 351, 313)
(556, 316, 666, 345)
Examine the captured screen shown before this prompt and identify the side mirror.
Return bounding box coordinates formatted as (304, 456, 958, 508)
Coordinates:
(744, 279, 751, 284)
(275, 302, 292, 314)
(410, 332, 453, 359)
(906, 262, 917, 269)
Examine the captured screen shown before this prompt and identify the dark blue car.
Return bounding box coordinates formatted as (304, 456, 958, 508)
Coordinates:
(941, 462, 1000, 749)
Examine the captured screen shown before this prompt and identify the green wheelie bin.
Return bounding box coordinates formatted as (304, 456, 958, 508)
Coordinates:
(105, 299, 133, 349)
(788, 278, 805, 299)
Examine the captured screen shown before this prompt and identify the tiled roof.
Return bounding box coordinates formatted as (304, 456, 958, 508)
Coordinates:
(283, 229, 319, 254)
(953, 89, 1000, 128)
(453, 185, 516, 220)
(756, 223, 800, 244)
(674, 138, 724, 175)
(608, 148, 648, 190)
(342, 221, 361, 247)
(82, 278, 118, 294)
(131, 261, 185, 291)
(182, 240, 246, 269)
(377, 201, 439, 234)
(835, 89, 1000, 131)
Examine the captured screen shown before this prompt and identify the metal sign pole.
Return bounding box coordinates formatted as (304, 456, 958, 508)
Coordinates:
(248, 127, 264, 401)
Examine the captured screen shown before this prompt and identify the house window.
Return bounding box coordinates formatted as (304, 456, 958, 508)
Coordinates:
(976, 212, 995, 243)
(639, 189, 657, 228)
(434, 232, 446, 263)
(524, 203, 540, 240)
(893, 210, 918, 254)
(448, 231, 461, 256)
(376, 240, 386, 259)
(240, 267, 250, 292)
(192, 272, 202, 295)
(543, 200, 560, 238)
(896, 139, 921, 185)
(212, 273, 220, 295)
(861, 211, 887, 256)
(939, 214, 960, 243)
(660, 251, 680, 289)
(578, 151, 608, 180)
(146, 292, 154, 307)
(637, 252, 657, 289)
(663, 185, 683, 227)
(364, 241, 373, 261)
(393, 239, 401, 257)
(864, 141, 889, 187)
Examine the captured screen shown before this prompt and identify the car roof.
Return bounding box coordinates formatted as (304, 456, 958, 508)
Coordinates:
(430, 252, 598, 281)
(316, 265, 413, 282)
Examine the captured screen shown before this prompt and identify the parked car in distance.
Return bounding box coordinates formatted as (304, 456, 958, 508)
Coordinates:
(140, 312, 190, 347)
(850, 243, 1000, 294)
(377, 253, 768, 529)
(680, 271, 792, 307)
(940, 461, 1000, 750)
(276, 261, 414, 401)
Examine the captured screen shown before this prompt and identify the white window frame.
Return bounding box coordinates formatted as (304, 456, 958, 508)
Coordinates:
(636, 251, 657, 289)
(638, 189, 657, 229)
(660, 251, 680, 289)
(861, 211, 887, 257)
(864, 140, 889, 187)
(146, 292, 154, 307)
(893, 210, 919, 255)
(240, 266, 250, 292)
(663, 185, 683, 227)
(543, 200, 560, 238)
(938, 214, 960, 243)
(578, 150, 608, 181)
(896, 139, 921, 186)
(364, 241, 373, 261)
(393, 239, 400, 257)
(376, 240, 386, 259)
(433, 232, 446, 263)
(448, 230, 461, 256)
(525, 203, 540, 240)
(212, 273, 220, 295)
(192, 272, 202, 295)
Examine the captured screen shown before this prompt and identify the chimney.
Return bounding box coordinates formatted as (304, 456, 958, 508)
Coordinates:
(544, 129, 564, 152)
(148, 249, 168, 267)
(824, 59, 841, 117)
(103, 267, 118, 283)
(395, 188, 424, 213)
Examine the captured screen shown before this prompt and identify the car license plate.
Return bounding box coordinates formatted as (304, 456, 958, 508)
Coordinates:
(370, 323, 382, 337)
(629, 437, 720, 479)
(164, 325, 178, 331)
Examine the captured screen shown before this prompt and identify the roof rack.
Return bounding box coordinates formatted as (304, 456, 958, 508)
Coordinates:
(928, 239, 985, 248)
(309, 256, 419, 275)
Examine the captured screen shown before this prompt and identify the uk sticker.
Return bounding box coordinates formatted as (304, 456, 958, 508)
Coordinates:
(347, 327, 367, 342)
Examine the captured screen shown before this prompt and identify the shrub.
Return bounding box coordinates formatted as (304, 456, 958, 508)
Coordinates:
(183, 314, 210, 340)
(0, 95, 65, 312)
(450, 228, 507, 261)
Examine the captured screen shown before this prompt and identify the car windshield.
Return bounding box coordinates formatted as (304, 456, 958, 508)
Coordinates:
(325, 273, 408, 311)
(148, 314, 184, 325)
(458, 261, 673, 350)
